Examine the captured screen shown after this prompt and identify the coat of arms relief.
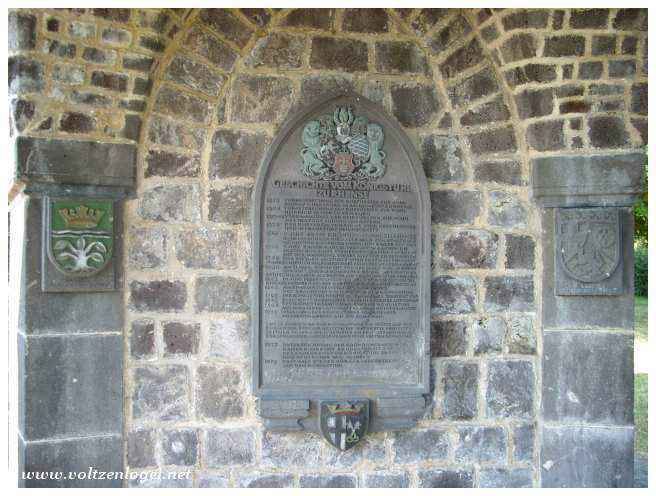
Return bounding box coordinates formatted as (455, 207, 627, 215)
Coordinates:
(300, 105, 386, 180)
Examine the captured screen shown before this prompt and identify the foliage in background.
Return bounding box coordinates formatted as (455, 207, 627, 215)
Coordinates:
(635, 243, 648, 296)
(635, 374, 648, 455)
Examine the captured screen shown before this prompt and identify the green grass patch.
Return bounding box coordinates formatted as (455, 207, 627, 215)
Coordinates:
(635, 296, 648, 342)
(635, 373, 648, 455)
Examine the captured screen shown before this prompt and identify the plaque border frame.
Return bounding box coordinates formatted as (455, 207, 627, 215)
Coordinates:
(250, 93, 431, 402)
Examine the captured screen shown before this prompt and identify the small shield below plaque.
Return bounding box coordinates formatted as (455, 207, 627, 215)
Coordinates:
(319, 400, 369, 451)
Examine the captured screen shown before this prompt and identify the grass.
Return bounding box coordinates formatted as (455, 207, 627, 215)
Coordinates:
(635, 373, 648, 455)
(635, 296, 648, 342)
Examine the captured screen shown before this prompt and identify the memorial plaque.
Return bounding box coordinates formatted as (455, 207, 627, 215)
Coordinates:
(555, 207, 623, 296)
(251, 94, 431, 445)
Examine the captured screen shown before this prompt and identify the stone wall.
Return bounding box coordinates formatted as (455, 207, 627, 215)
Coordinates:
(9, 8, 647, 488)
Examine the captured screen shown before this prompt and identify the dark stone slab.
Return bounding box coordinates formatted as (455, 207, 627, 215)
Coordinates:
(513, 422, 535, 462)
(204, 428, 255, 467)
(543, 331, 633, 424)
(479, 468, 533, 488)
(418, 469, 474, 488)
(392, 428, 449, 463)
(238, 472, 294, 488)
(132, 365, 189, 422)
(15, 136, 136, 193)
(363, 471, 409, 488)
(127, 429, 156, 467)
(455, 426, 507, 462)
(300, 474, 357, 488)
(541, 425, 634, 487)
(21, 435, 122, 488)
(486, 360, 534, 418)
(162, 429, 198, 466)
(442, 361, 478, 419)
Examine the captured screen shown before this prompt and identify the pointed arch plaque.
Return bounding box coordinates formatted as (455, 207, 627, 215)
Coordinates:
(252, 94, 431, 443)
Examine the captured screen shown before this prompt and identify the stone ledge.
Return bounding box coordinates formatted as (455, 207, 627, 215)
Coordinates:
(530, 152, 646, 207)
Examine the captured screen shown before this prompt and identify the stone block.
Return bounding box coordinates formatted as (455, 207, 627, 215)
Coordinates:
(162, 429, 198, 466)
(430, 320, 469, 356)
(209, 129, 269, 179)
(162, 321, 200, 356)
(154, 85, 210, 124)
(589, 116, 629, 148)
(513, 422, 535, 462)
(392, 428, 450, 463)
(515, 88, 553, 119)
(418, 469, 474, 488)
(92, 8, 131, 22)
(390, 83, 440, 128)
(261, 431, 324, 469)
(474, 160, 523, 186)
(631, 83, 647, 115)
(460, 97, 510, 127)
(486, 360, 534, 418)
(430, 190, 481, 224)
(204, 428, 255, 466)
(21, 334, 122, 439)
(431, 276, 477, 316)
(473, 317, 505, 354)
(570, 9, 609, 28)
(197, 474, 229, 488)
(138, 184, 201, 223)
(127, 428, 156, 467)
(59, 112, 95, 134)
(300, 74, 356, 104)
(427, 16, 471, 55)
(195, 276, 248, 313)
(9, 56, 44, 94)
(83, 47, 117, 65)
(69, 21, 95, 39)
(467, 126, 517, 155)
(613, 9, 647, 31)
(343, 8, 389, 32)
(421, 135, 465, 183)
(148, 116, 205, 148)
(185, 25, 238, 71)
(145, 150, 200, 178)
(502, 10, 549, 30)
(300, 474, 357, 488)
(439, 39, 485, 80)
(128, 227, 167, 270)
(208, 185, 252, 224)
(506, 315, 536, 354)
(132, 365, 189, 422)
(282, 8, 335, 30)
(129, 280, 187, 312)
(9, 12, 36, 50)
(455, 426, 506, 462)
(440, 229, 498, 269)
(309, 36, 368, 72)
(505, 64, 557, 87)
(448, 67, 499, 108)
(411, 9, 450, 36)
(164, 56, 225, 96)
(543, 331, 633, 424)
(443, 362, 478, 419)
(363, 471, 409, 488)
(90, 71, 127, 92)
(102, 27, 131, 45)
(238, 473, 294, 488)
(488, 191, 528, 228)
(195, 364, 244, 421)
(199, 9, 253, 48)
(544, 35, 586, 57)
(240, 8, 271, 27)
(479, 468, 533, 488)
(541, 425, 633, 487)
(505, 234, 535, 269)
(592, 35, 616, 55)
(22, 436, 122, 488)
(175, 228, 239, 270)
(622, 37, 638, 55)
(486, 275, 532, 313)
(579, 61, 603, 79)
(130, 319, 155, 359)
(43, 40, 76, 59)
(323, 435, 386, 469)
(208, 319, 249, 360)
(501, 34, 538, 63)
(246, 33, 305, 70)
(527, 120, 565, 152)
(376, 41, 429, 75)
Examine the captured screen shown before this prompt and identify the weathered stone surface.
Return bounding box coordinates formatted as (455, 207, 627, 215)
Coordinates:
(323, 435, 386, 469)
(129, 280, 187, 312)
(90, 71, 127, 92)
(9, 98, 35, 133)
(148, 116, 205, 148)
(59, 112, 95, 134)
(513, 423, 535, 462)
(343, 8, 389, 32)
(515, 88, 554, 119)
(261, 431, 324, 469)
(300, 474, 357, 488)
(579, 61, 603, 79)
(162, 429, 198, 466)
(541, 426, 634, 487)
(448, 67, 499, 108)
(431, 276, 477, 316)
(505, 234, 535, 269)
(130, 320, 155, 359)
(441, 229, 498, 269)
(363, 471, 410, 488)
(128, 227, 167, 270)
(238, 473, 294, 488)
(430, 320, 468, 356)
(22, 334, 122, 439)
(474, 160, 523, 186)
(102, 27, 131, 45)
(543, 332, 633, 424)
(145, 150, 200, 178)
(488, 191, 528, 228)
(230, 75, 293, 123)
(185, 25, 238, 71)
(196, 365, 244, 421)
(127, 429, 156, 467)
(527, 120, 565, 152)
(162, 321, 200, 356)
(486, 360, 534, 418)
(240, 8, 270, 27)
(613, 8, 647, 30)
(411, 9, 450, 36)
(83, 47, 118, 65)
(300, 74, 355, 104)
(197, 474, 229, 488)
(208, 319, 249, 360)
(376, 41, 429, 75)
(479, 468, 533, 488)
(208, 185, 252, 224)
(440, 39, 485, 80)
(204, 428, 255, 467)
(43, 40, 76, 59)
(246, 33, 305, 70)
(138, 184, 201, 223)
(418, 469, 474, 488)
(209, 129, 269, 179)
(430, 190, 481, 224)
(460, 97, 510, 126)
(175, 228, 239, 270)
(164, 56, 225, 96)
(467, 126, 517, 155)
(421, 135, 465, 183)
(282, 8, 334, 30)
(154, 85, 210, 123)
(52, 64, 85, 85)
(592, 35, 616, 55)
(505, 63, 557, 87)
(392, 428, 449, 463)
(485, 276, 534, 312)
(390, 83, 440, 128)
(473, 317, 505, 354)
(502, 10, 549, 30)
(589, 116, 629, 148)
(544, 35, 586, 57)
(199, 9, 253, 48)
(501, 34, 538, 63)
(455, 426, 507, 462)
(9, 12, 37, 50)
(506, 315, 536, 354)
(428, 16, 471, 55)
(132, 365, 189, 421)
(123, 54, 155, 73)
(69, 21, 95, 39)
(443, 362, 478, 419)
(310, 37, 368, 72)
(195, 276, 248, 313)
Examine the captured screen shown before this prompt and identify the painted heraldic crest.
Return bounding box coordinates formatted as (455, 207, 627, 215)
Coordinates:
(300, 105, 386, 180)
(319, 400, 369, 451)
(557, 208, 621, 283)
